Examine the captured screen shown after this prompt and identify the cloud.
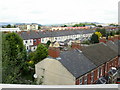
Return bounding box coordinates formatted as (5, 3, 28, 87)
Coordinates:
(0, 0, 119, 24)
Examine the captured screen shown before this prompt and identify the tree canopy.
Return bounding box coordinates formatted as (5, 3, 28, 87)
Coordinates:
(2, 32, 27, 84)
(90, 33, 99, 44)
(96, 28, 106, 37)
(95, 32, 102, 39)
(29, 44, 48, 64)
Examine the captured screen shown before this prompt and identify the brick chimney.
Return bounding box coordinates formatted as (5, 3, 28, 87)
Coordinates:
(48, 47, 60, 58)
(71, 41, 81, 50)
(99, 37, 107, 43)
(108, 36, 114, 42)
(114, 35, 119, 41)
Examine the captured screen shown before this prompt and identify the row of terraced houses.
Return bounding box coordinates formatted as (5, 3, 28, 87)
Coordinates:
(19, 30, 94, 52)
(35, 38, 120, 85)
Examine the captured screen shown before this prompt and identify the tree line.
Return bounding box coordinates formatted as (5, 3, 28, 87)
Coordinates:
(2, 32, 48, 84)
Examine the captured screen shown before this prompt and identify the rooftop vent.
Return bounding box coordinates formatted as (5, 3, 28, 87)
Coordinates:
(56, 57, 61, 60)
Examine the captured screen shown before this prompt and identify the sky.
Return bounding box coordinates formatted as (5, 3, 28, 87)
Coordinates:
(0, 0, 119, 25)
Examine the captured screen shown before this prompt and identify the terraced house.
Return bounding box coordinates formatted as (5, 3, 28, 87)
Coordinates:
(35, 40, 119, 85)
(19, 30, 94, 52)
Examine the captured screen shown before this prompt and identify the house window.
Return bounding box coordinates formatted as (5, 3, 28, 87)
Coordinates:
(42, 39, 44, 42)
(27, 46, 28, 50)
(34, 39, 36, 42)
(105, 63, 108, 73)
(25, 41, 27, 43)
(91, 71, 94, 83)
(101, 67, 103, 76)
(34, 47, 35, 50)
(98, 67, 101, 78)
(84, 75, 87, 84)
(79, 78, 83, 85)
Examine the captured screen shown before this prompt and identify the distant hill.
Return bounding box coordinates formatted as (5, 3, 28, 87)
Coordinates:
(0, 22, 42, 26)
(45, 22, 101, 26)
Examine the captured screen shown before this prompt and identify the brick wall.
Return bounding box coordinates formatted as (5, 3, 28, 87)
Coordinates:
(75, 56, 119, 85)
(87, 73, 91, 84)
(71, 42, 81, 50)
(93, 69, 98, 82)
(48, 47, 60, 58)
(33, 38, 41, 45)
(99, 38, 107, 43)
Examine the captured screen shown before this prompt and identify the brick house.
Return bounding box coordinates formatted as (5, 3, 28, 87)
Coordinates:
(19, 30, 94, 51)
(35, 41, 119, 85)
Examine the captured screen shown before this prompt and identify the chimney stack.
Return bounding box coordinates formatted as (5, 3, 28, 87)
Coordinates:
(108, 36, 114, 42)
(114, 35, 119, 41)
(48, 47, 60, 58)
(99, 37, 107, 43)
(71, 40, 81, 50)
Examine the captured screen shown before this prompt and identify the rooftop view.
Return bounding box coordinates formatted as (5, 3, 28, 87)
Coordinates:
(0, 0, 120, 88)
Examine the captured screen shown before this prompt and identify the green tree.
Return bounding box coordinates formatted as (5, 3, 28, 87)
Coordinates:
(46, 40, 51, 48)
(110, 31, 115, 36)
(38, 26, 41, 30)
(116, 30, 120, 35)
(2, 32, 27, 84)
(81, 40, 91, 45)
(6, 24, 12, 28)
(95, 32, 102, 39)
(97, 25, 102, 27)
(73, 23, 85, 27)
(32, 44, 48, 64)
(2, 26, 5, 28)
(90, 33, 99, 44)
(96, 28, 106, 37)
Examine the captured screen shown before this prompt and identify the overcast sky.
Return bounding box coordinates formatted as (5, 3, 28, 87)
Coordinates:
(0, 0, 119, 25)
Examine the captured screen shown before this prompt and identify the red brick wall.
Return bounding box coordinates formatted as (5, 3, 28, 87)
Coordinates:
(105, 63, 108, 76)
(87, 73, 91, 84)
(72, 43, 81, 49)
(105, 57, 119, 75)
(33, 38, 41, 45)
(82, 77, 84, 84)
(93, 69, 98, 82)
(102, 64, 105, 76)
(99, 39, 106, 43)
(115, 57, 119, 68)
(48, 47, 60, 58)
(108, 37, 114, 42)
(75, 57, 119, 85)
(75, 79, 79, 85)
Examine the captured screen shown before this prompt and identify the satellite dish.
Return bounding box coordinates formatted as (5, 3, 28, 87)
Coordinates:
(33, 74, 37, 78)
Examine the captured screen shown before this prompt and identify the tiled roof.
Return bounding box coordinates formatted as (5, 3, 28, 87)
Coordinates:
(106, 41, 119, 55)
(19, 30, 94, 40)
(48, 42, 118, 78)
(82, 43, 118, 67)
(114, 40, 120, 56)
(59, 49, 97, 78)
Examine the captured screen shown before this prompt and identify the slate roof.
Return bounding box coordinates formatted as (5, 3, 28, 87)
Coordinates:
(19, 30, 94, 40)
(47, 42, 118, 78)
(106, 41, 119, 55)
(114, 40, 120, 56)
(59, 49, 97, 78)
(82, 43, 118, 67)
